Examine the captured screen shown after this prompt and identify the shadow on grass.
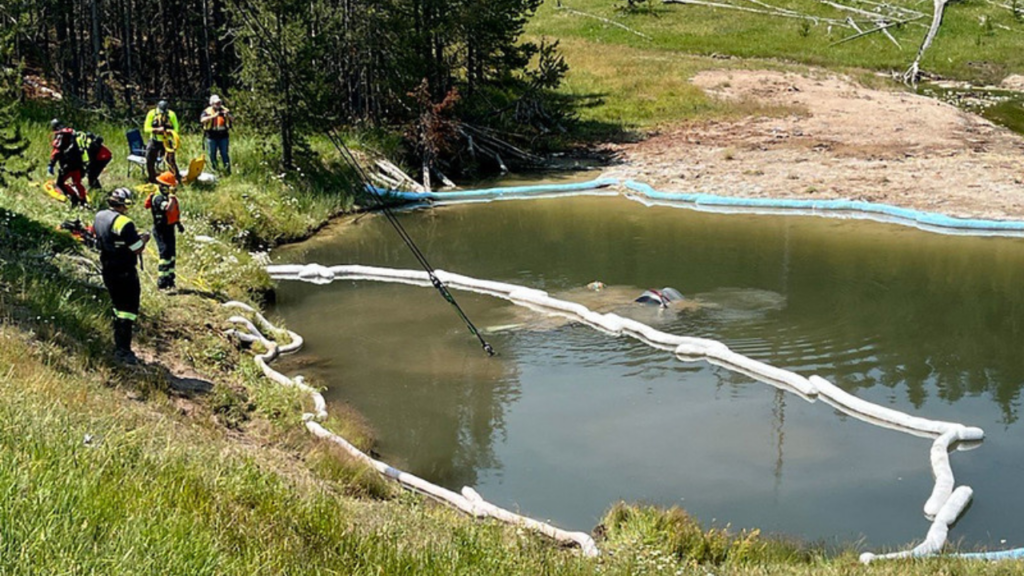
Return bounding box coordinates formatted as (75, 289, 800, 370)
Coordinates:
(0, 208, 231, 406)
(561, 91, 645, 147)
(0, 208, 169, 379)
(0, 207, 110, 356)
(529, 91, 643, 172)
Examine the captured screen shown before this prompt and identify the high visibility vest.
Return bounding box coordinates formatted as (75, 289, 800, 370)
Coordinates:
(202, 106, 231, 132)
(166, 195, 180, 225)
(76, 132, 100, 162)
(146, 190, 181, 226)
(94, 210, 143, 268)
(144, 108, 180, 136)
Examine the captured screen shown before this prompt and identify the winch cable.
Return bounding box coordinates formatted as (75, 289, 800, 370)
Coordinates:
(226, 0, 494, 356)
(324, 128, 496, 357)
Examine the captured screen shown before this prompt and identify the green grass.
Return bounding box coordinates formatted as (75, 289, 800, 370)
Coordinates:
(6, 97, 1024, 572)
(530, 0, 1024, 83)
(525, 0, 1024, 131)
(0, 325, 593, 575)
(7, 322, 1024, 574)
(547, 37, 801, 133)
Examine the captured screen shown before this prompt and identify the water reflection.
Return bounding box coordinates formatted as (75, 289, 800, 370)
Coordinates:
(272, 195, 1024, 546)
(273, 282, 519, 488)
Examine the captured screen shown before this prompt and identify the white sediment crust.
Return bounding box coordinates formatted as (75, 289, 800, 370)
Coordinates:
(265, 264, 989, 561)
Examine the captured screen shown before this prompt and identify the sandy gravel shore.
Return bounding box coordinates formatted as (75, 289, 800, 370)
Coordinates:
(603, 70, 1024, 221)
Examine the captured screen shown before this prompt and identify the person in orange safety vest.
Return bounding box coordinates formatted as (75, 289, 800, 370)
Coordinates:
(147, 173, 184, 290)
(200, 94, 233, 175)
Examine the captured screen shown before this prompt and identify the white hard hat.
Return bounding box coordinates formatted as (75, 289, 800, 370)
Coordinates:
(210, 94, 222, 105)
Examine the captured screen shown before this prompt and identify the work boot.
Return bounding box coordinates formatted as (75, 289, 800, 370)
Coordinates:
(114, 348, 140, 366)
(113, 318, 138, 365)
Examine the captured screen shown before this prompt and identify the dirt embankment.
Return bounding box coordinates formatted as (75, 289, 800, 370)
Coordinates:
(603, 70, 1024, 220)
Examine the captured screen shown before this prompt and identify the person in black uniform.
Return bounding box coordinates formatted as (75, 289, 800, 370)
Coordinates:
(94, 188, 150, 364)
(146, 176, 183, 290)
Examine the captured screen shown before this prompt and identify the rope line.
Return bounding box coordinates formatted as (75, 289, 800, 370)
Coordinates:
(324, 129, 495, 356)
(225, 0, 493, 355)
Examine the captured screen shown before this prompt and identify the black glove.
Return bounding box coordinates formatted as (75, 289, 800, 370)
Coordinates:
(177, 222, 185, 233)
(47, 164, 55, 176)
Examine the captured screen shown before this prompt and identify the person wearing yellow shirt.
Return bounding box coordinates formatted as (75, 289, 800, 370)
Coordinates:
(143, 100, 180, 184)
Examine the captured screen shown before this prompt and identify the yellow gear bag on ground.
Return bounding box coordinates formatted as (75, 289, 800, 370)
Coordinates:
(184, 155, 206, 184)
(43, 180, 68, 202)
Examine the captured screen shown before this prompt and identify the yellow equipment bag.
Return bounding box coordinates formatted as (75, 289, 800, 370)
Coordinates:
(43, 180, 68, 202)
(184, 154, 206, 184)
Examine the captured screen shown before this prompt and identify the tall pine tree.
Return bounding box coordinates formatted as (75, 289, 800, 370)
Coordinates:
(0, 25, 33, 188)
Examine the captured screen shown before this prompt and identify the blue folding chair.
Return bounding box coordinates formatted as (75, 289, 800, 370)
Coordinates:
(126, 128, 161, 177)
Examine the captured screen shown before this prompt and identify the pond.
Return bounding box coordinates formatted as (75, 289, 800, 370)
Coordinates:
(918, 82, 1024, 136)
(270, 193, 1024, 550)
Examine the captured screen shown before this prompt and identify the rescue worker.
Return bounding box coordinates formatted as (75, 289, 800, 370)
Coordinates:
(76, 130, 112, 189)
(200, 94, 233, 174)
(47, 119, 88, 207)
(147, 173, 184, 290)
(143, 100, 180, 184)
(94, 188, 150, 365)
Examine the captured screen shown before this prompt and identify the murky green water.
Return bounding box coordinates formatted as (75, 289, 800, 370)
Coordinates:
(918, 83, 1024, 135)
(271, 194, 1024, 549)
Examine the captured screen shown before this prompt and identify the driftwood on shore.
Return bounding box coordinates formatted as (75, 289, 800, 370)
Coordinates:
(903, 0, 949, 84)
(376, 159, 426, 193)
(459, 124, 544, 169)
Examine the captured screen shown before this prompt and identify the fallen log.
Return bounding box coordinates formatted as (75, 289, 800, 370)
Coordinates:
(831, 3, 903, 47)
(433, 167, 457, 189)
(555, 4, 653, 39)
(903, 0, 949, 85)
(830, 15, 920, 46)
(854, 0, 925, 18)
(663, 0, 854, 26)
(376, 159, 426, 192)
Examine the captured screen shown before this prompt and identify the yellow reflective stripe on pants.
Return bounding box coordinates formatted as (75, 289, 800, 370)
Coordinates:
(114, 309, 138, 321)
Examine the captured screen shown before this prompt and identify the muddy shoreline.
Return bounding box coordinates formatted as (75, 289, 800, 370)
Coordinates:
(601, 70, 1024, 221)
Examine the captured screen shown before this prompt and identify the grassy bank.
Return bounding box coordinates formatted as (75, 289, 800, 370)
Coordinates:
(527, 0, 1024, 132)
(531, 0, 1024, 82)
(548, 37, 803, 134)
(4, 105, 1024, 573)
